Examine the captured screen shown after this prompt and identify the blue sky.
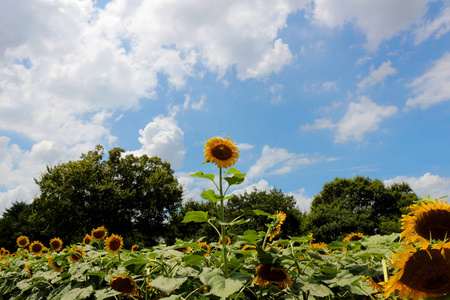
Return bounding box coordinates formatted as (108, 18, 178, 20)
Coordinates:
(1, 0, 450, 214)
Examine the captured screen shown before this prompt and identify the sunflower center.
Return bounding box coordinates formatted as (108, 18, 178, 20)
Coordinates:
(19, 240, 27, 246)
(349, 235, 362, 241)
(93, 230, 106, 239)
(416, 209, 450, 240)
(31, 244, 42, 253)
(400, 249, 450, 294)
(258, 265, 288, 282)
(51, 241, 61, 250)
(212, 144, 233, 160)
(112, 277, 134, 293)
(109, 239, 121, 251)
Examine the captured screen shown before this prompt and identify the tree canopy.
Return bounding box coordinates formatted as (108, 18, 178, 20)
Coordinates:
(305, 176, 418, 243)
(29, 145, 183, 247)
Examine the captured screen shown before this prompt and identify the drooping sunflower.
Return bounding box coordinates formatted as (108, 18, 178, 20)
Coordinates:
(91, 226, 108, 241)
(105, 234, 123, 254)
(17, 236, 30, 248)
(49, 238, 63, 252)
(241, 245, 256, 251)
(29, 241, 44, 255)
(68, 248, 86, 263)
(197, 241, 211, 256)
(82, 234, 92, 245)
(343, 232, 365, 242)
(131, 244, 139, 252)
(380, 244, 450, 300)
(400, 199, 450, 248)
(219, 236, 231, 245)
(204, 137, 239, 169)
(269, 211, 287, 241)
(253, 264, 293, 289)
(46, 254, 62, 272)
(110, 275, 137, 297)
(25, 262, 32, 278)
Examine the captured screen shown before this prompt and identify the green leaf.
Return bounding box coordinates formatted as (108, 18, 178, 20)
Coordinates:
(217, 218, 249, 226)
(242, 230, 262, 244)
(200, 268, 250, 299)
(190, 171, 215, 182)
(224, 168, 246, 186)
(303, 282, 334, 297)
(241, 207, 272, 217)
(151, 276, 187, 295)
(183, 252, 205, 266)
(60, 283, 94, 300)
(94, 288, 121, 300)
(201, 189, 222, 203)
(122, 258, 150, 274)
(182, 211, 209, 223)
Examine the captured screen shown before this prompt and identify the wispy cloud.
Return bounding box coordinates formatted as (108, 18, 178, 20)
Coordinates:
(414, 4, 450, 44)
(357, 60, 397, 90)
(384, 173, 450, 198)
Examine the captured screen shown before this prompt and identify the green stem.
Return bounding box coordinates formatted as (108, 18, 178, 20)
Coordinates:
(219, 167, 228, 278)
(262, 225, 272, 249)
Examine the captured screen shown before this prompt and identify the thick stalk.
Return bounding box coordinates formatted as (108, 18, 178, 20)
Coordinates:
(219, 167, 228, 278)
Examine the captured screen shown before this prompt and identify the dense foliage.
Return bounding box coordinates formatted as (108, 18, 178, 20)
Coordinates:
(305, 176, 419, 243)
(29, 145, 183, 247)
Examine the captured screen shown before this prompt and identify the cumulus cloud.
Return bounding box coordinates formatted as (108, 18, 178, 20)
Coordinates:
(357, 60, 397, 90)
(414, 4, 450, 45)
(287, 188, 313, 212)
(384, 173, 450, 198)
(128, 115, 186, 170)
(335, 97, 398, 143)
(310, 0, 429, 49)
(300, 118, 335, 131)
(247, 145, 334, 179)
(406, 52, 450, 109)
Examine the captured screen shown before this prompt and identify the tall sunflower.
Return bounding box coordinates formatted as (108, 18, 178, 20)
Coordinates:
(204, 137, 239, 169)
(380, 244, 450, 300)
(110, 275, 137, 297)
(253, 264, 293, 289)
(105, 234, 123, 254)
(269, 211, 287, 241)
(91, 226, 108, 241)
(49, 238, 63, 252)
(29, 241, 44, 255)
(68, 248, 86, 263)
(17, 236, 30, 248)
(400, 199, 450, 248)
(343, 232, 364, 242)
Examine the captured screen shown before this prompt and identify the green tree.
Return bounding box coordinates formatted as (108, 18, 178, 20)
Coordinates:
(0, 201, 33, 251)
(30, 145, 183, 247)
(225, 188, 306, 239)
(305, 176, 418, 243)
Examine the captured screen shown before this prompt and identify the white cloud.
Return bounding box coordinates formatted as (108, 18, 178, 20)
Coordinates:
(310, 0, 429, 49)
(384, 173, 450, 198)
(247, 145, 332, 179)
(236, 143, 254, 151)
(357, 60, 397, 90)
(288, 188, 313, 212)
(231, 179, 272, 197)
(406, 52, 450, 109)
(414, 4, 450, 44)
(128, 115, 186, 169)
(335, 97, 398, 143)
(270, 83, 284, 104)
(300, 118, 335, 131)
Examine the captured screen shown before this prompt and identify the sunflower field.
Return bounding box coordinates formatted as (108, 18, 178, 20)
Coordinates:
(1, 137, 450, 300)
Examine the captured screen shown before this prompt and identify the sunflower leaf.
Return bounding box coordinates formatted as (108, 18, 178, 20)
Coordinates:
(200, 268, 250, 299)
(224, 168, 246, 186)
(200, 189, 222, 204)
(151, 276, 187, 295)
(190, 171, 215, 182)
(182, 211, 209, 223)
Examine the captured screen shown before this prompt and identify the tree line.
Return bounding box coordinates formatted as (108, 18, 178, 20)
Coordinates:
(0, 146, 418, 251)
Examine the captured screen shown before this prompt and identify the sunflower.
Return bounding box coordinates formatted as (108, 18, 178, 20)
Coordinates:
(110, 275, 137, 297)
(47, 254, 62, 272)
(198, 242, 211, 256)
(311, 242, 329, 254)
(29, 241, 44, 255)
(17, 236, 30, 248)
(219, 236, 231, 245)
(105, 234, 123, 254)
(269, 211, 287, 241)
(49, 238, 63, 252)
(400, 199, 450, 249)
(91, 226, 108, 241)
(380, 245, 450, 300)
(253, 264, 293, 289)
(343, 232, 365, 242)
(68, 248, 86, 263)
(82, 234, 92, 245)
(25, 262, 32, 278)
(241, 245, 256, 251)
(131, 244, 139, 252)
(204, 137, 239, 169)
